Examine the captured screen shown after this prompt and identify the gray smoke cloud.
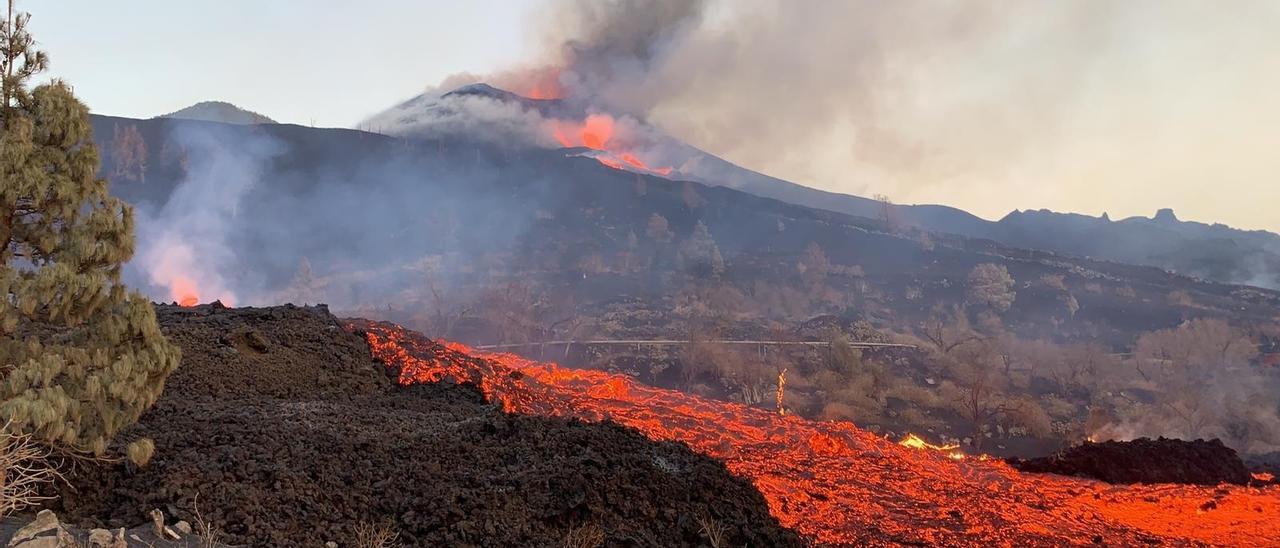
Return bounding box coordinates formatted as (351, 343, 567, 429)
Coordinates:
(465, 0, 1280, 233)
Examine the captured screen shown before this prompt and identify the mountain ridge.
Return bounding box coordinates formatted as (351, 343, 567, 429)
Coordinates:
(159, 100, 276, 125)
(362, 83, 1280, 288)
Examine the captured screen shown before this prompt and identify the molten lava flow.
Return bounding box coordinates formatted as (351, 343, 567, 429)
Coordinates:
(548, 114, 673, 176)
(352, 320, 1280, 546)
(171, 275, 199, 307)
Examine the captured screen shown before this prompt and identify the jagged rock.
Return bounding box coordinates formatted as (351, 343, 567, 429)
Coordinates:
(86, 529, 112, 547)
(9, 539, 57, 548)
(7, 510, 59, 546)
(1009, 437, 1251, 485)
(55, 528, 76, 547)
(244, 330, 270, 352)
(150, 509, 164, 537)
(147, 509, 180, 540)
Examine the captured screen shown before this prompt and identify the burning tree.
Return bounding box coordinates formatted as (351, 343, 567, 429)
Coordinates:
(0, 2, 180, 457)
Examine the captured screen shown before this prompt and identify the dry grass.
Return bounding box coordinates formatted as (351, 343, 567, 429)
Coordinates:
(887, 383, 940, 409)
(696, 513, 729, 548)
(562, 523, 605, 548)
(0, 420, 60, 519)
(353, 519, 401, 548)
(191, 493, 222, 548)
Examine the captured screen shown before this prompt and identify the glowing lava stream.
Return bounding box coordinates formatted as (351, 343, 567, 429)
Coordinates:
(549, 114, 673, 176)
(352, 321, 1280, 546)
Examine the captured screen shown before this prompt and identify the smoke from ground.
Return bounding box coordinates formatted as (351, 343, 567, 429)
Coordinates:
(120, 120, 547, 312)
(131, 126, 284, 306)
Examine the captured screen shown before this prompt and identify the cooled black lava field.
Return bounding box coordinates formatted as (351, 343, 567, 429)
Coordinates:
(52, 303, 801, 547)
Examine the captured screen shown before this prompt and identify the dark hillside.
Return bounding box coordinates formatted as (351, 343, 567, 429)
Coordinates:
(86, 114, 1280, 460)
(89, 114, 1280, 346)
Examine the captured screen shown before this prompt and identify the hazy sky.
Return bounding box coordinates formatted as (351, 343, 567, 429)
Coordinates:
(28, 1, 1280, 233)
(31, 1, 539, 126)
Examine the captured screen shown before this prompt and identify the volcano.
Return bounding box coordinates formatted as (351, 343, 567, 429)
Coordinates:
(363, 83, 1280, 289)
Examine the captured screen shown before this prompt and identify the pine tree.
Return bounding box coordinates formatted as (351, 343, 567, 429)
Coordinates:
(0, 2, 180, 456)
(678, 221, 725, 278)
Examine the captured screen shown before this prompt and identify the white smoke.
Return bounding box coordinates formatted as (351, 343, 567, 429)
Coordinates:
(131, 125, 283, 306)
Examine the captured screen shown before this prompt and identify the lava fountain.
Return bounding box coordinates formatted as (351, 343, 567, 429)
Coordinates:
(351, 320, 1280, 546)
(547, 113, 673, 176)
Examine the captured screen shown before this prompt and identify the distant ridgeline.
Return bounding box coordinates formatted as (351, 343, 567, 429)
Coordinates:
(158, 101, 276, 125)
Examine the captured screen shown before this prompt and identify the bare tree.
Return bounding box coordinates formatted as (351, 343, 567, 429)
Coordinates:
(416, 266, 474, 341)
(109, 122, 147, 183)
(873, 194, 900, 232)
(920, 305, 984, 356)
(966, 263, 1016, 312)
(1132, 318, 1260, 438)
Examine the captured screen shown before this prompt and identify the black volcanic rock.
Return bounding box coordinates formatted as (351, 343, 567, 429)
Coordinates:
(53, 304, 801, 547)
(1008, 437, 1251, 486)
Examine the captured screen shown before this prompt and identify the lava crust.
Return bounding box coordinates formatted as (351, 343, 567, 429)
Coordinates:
(1008, 438, 1253, 486)
(52, 304, 801, 547)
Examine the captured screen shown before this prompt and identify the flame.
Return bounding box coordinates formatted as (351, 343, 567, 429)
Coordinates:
(776, 367, 787, 416)
(1254, 472, 1275, 483)
(171, 275, 199, 307)
(548, 114, 673, 176)
(352, 320, 1280, 546)
(518, 67, 564, 100)
(899, 433, 965, 460)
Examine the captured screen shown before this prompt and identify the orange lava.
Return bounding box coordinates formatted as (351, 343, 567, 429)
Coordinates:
(549, 114, 673, 176)
(354, 321, 1280, 546)
(519, 67, 565, 100)
(171, 276, 199, 307)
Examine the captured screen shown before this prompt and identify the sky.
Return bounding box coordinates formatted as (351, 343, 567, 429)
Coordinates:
(28, 1, 1280, 233)
(31, 1, 540, 126)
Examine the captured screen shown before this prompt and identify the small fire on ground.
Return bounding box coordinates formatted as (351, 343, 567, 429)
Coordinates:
(170, 275, 200, 307)
(352, 320, 1280, 546)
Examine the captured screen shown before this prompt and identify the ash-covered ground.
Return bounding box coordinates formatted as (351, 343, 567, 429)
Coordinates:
(52, 303, 801, 547)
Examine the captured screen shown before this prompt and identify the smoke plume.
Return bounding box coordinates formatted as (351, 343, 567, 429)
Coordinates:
(130, 125, 283, 307)
(438, 0, 1280, 233)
